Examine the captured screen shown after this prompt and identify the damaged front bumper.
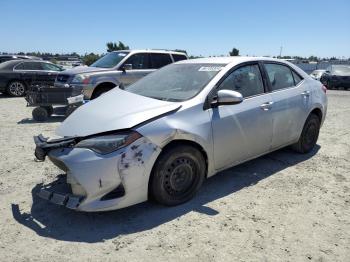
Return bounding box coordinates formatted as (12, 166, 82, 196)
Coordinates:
(37, 175, 85, 209)
(33, 134, 161, 212)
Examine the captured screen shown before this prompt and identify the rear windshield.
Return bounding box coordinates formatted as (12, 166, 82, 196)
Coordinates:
(91, 51, 129, 68)
(125, 63, 226, 101)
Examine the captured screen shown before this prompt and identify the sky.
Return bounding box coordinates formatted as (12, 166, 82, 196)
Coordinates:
(1, 0, 349, 58)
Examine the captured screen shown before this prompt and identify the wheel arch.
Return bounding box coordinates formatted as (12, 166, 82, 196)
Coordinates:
(91, 82, 117, 99)
(7, 78, 27, 88)
(147, 139, 209, 198)
(309, 107, 323, 122)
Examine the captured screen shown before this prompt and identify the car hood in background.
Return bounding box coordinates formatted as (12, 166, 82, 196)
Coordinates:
(60, 66, 114, 75)
(56, 88, 181, 137)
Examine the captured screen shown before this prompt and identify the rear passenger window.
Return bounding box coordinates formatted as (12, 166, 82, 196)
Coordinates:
(218, 64, 264, 98)
(123, 53, 150, 69)
(172, 54, 187, 62)
(19, 62, 42, 70)
(265, 63, 295, 91)
(150, 54, 172, 69)
(292, 71, 302, 85)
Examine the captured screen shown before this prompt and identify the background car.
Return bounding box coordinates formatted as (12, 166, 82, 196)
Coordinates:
(320, 65, 350, 90)
(0, 54, 42, 64)
(0, 60, 64, 96)
(34, 57, 327, 212)
(310, 69, 326, 81)
(54, 50, 188, 99)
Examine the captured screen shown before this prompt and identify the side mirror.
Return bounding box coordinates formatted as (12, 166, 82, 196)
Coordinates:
(121, 64, 132, 73)
(211, 89, 243, 107)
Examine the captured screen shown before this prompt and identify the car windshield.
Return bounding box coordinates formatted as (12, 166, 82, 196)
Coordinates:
(125, 63, 226, 102)
(91, 51, 129, 68)
(332, 65, 350, 76)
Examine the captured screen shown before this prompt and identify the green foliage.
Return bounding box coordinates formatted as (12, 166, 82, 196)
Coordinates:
(106, 41, 130, 52)
(229, 48, 239, 56)
(82, 53, 101, 66)
(308, 55, 318, 61)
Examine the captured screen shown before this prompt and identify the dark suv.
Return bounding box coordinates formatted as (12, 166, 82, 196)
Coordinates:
(54, 50, 188, 99)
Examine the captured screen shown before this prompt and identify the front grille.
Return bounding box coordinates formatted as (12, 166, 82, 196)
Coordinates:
(56, 74, 70, 83)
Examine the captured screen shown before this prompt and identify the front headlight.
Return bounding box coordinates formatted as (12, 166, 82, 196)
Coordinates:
(75, 131, 142, 154)
(71, 74, 90, 84)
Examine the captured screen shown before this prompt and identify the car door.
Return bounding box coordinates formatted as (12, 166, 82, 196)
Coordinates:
(14, 61, 39, 86)
(263, 62, 309, 149)
(210, 63, 273, 170)
(39, 62, 62, 84)
(118, 53, 154, 86)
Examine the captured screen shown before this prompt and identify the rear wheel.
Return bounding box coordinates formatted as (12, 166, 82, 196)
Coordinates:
(7, 81, 26, 97)
(150, 145, 206, 206)
(32, 107, 49, 122)
(292, 114, 320, 154)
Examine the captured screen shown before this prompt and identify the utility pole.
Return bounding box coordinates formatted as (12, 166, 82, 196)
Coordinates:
(279, 46, 283, 58)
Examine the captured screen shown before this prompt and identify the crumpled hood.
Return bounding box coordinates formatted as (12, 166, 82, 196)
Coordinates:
(56, 88, 181, 137)
(61, 66, 111, 75)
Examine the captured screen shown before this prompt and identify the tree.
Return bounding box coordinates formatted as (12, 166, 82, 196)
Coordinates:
(229, 48, 239, 56)
(308, 55, 318, 62)
(82, 53, 101, 66)
(106, 41, 130, 52)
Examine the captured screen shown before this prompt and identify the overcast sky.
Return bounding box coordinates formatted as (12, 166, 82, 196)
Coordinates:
(1, 0, 349, 58)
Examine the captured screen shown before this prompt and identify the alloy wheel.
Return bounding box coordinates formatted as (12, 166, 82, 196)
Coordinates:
(8, 82, 25, 96)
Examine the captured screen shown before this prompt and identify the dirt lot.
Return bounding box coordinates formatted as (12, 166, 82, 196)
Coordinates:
(0, 90, 349, 262)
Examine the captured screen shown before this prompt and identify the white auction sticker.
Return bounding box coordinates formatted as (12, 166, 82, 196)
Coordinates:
(198, 66, 223, 72)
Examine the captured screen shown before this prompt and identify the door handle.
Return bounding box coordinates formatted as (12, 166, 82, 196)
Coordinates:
(301, 91, 310, 97)
(260, 101, 274, 111)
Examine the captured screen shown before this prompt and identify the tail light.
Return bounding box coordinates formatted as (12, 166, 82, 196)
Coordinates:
(321, 85, 327, 94)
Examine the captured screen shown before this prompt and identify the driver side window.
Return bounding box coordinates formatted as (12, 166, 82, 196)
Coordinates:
(218, 64, 264, 98)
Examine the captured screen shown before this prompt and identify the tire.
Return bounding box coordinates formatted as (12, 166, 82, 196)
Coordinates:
(292, 114, 320, 154)
(32, 107, 49, 122)
(150, 145, 206, 206)
(43, 106, 53, 116)
(91, 87, 113, 99)
(6, 81, 26, 97)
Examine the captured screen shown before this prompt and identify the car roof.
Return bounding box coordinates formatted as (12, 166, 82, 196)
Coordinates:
(113, 49, 187, 56)
(0, 59, 51, 68)
(176, 56, 279, 65)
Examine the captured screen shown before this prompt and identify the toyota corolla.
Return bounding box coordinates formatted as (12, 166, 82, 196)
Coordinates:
(34, 57, 327, 212)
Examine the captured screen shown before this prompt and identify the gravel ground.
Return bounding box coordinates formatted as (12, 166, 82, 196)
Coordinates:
(0, 90, 349, 262)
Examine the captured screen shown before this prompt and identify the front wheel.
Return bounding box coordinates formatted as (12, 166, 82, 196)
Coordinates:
(7, 81, 26, 97)
(292, 114, 320, 154)
(150, 145, 206, 206)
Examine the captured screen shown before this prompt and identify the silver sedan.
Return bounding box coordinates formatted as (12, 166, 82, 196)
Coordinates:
(34, 57, 327, 212)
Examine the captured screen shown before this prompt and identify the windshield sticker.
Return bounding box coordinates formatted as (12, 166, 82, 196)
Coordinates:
(118, 53, 127, 56)
(198, 66, 224, 72)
